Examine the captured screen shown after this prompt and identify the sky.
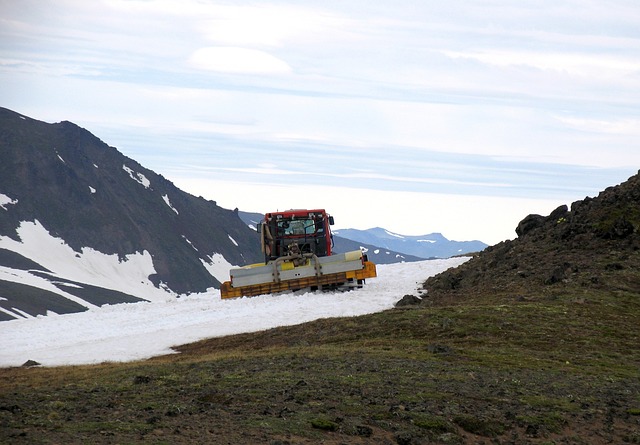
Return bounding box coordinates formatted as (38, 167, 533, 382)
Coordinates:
(1, 0, 639, 245)
(0, 257, 469, 367)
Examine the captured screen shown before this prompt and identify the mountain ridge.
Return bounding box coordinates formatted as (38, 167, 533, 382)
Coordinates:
(334, 226, 487, 259)
(237, 211, 486, 262)
(422, 169, 640, 302)
(237, 211, 426, 264)
(0, 107, 261, 320)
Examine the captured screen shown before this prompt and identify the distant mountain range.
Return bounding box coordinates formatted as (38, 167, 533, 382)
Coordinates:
(237, 211, 424, 264)
(237, 212, 486, 263)
(334, 227, 487, 259)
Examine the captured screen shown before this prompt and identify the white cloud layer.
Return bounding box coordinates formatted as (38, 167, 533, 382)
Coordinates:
(1, 0, 638, 243)
(189, 47, 291, 74)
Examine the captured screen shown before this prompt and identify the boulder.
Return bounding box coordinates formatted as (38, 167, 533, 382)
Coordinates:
(516, 214, 545, 237)
(395, 294, 422, 307)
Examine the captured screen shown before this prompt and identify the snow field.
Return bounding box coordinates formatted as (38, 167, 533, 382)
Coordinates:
(0, 257, 468, 367)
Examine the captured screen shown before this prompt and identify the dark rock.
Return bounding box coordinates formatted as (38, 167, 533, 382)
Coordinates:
(549, 204, 569, 222)
(516, 214, 545, 237)
(21, 360, 41, 367)
(355, 425, 373, 437)
(427, 344, 453, 354)
(442, 273, 462, 290)
(0, 404, 21, 413)
(544, 267, 566, 285)
(395, 431, 414, 445)
(605, 263, 624, 271)
(395, 294, 422, 307)
(133, 375, 151, 384)
(598, 217, 634, 239)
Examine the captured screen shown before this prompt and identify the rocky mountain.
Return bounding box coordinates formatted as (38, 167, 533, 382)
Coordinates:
(0, 107, 262, 320)
(334, 227, 487, 259)
(237, 211, 425, 264)
(422, 170, 640, 302)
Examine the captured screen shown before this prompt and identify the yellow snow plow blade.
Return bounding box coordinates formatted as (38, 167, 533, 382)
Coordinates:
(221, 251, 377, 299)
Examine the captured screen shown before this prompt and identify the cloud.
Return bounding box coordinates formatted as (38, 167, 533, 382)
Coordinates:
(189, 47, 291, 74)
(3, 0, 640, 243)
(554, 116, 640, 136)
(164, 177, 566, 245)
(442, 49, 640, 79)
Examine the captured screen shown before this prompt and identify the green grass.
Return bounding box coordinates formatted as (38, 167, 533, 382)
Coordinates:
(2, 286, 639, 444)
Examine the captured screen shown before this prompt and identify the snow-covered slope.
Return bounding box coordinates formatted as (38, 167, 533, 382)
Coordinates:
(0, 219, 233, 321)
(0, 220, 175, 306)
(0, 107, 262, 313)
(0, 257, 468, 367)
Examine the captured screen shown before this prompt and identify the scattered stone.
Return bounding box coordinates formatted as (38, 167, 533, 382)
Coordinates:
(544, 267, 566, 285)
(133, 375, 151, 384)
(605, 262, 624, 271)
(395, 294, 421, 307)
(146, 415, 161, 424)
(598, 217, 634, 239)
(355, 425, 373, 437)
(548, 204, 569, 222)
(21, 360, 41, 367)
(427, 344, 453, 355)
(515, 213, 545, 237)
(0, 404, 21, 413)
(395, 431, 414, 445)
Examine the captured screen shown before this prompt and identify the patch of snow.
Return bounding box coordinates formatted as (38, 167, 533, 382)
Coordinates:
(6, 307, 34, 319)
(0, 257, 469, 367)
(374, 249, 380, 254)
(182, 235, 198, 251)
(0, 306, 31, 320)
(0, 307, 22, 319)
(0, 193, 18, 210)
(200, 253, 234, 284)
(51, 280, 83, 289)
(162, 194, 178, 214)
(0, 266, 96, 310)
(122, 165, 151, 189)
(57, 154, 66, 164)
(384, 229, 405, 239)
(228, 235, 238, 246)
(417, 239, 436, 243)
(248, 224, 257, 231)
(0, 220, 174, 303)
(93, 163, 99, 168)
(19, 115, 26, 120)
(89, 186, 96, 194)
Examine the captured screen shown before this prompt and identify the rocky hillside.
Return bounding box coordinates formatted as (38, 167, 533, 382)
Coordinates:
(0, 108, 262, 318)
(422, 170, 640, 302)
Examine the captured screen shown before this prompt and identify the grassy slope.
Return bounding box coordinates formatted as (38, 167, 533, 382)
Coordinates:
(1, 285, 639, 444)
